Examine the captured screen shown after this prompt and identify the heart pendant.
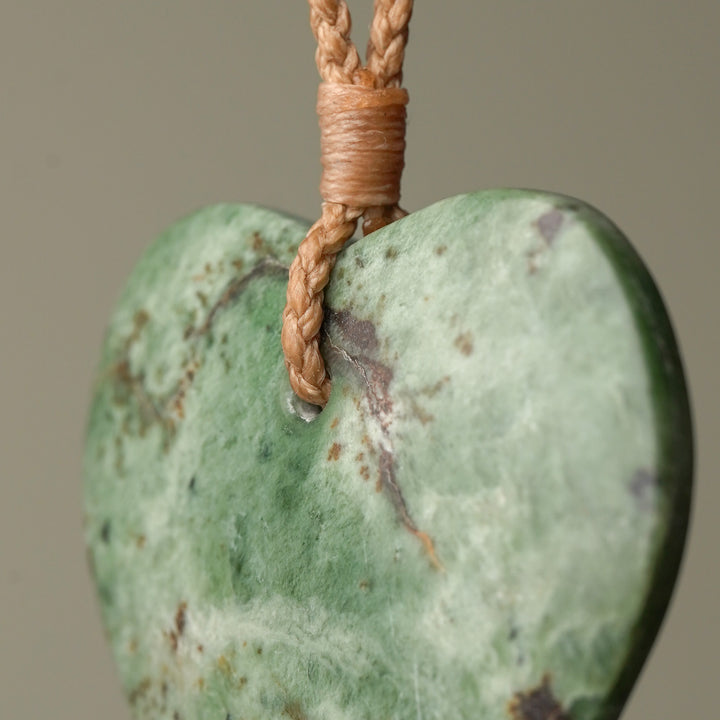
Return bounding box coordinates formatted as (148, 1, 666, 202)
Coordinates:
(84, 189, 692, 720)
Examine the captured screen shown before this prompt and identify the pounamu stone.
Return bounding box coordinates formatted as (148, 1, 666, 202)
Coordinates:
(84, 190, 692, 720)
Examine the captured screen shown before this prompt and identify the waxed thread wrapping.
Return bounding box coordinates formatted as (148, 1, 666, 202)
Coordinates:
(318, 82, 408, 208)
(281, 0, 413, 407)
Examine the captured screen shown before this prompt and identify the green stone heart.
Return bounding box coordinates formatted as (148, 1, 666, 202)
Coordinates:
(84, 190, 692, 720)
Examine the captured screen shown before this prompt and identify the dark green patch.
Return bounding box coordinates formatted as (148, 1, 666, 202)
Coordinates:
(100, 520, 111, 544)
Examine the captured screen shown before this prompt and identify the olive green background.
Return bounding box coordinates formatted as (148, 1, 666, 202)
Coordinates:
(1, 1, 717, 718)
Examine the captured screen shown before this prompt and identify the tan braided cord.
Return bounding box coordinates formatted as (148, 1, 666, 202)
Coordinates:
(366, 0, 413, 88)
(281, 0, 413, 407)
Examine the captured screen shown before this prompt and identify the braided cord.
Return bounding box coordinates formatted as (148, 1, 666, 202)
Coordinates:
(282, 0, 413, 407)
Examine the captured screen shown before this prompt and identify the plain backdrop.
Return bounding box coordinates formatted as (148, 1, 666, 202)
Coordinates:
(1, 1, 718, 718)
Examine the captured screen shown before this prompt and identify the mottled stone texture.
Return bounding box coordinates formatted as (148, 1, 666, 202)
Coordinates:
(84, 191, 692, 720)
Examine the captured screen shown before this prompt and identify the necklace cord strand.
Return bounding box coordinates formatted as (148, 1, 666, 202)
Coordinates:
(282, 0, 413, 407)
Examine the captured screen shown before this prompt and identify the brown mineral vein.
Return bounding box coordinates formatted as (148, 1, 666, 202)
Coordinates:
(194, 258, 287, 337)
(324, 312, 442, 570)
(378, 448, 443, 570)
(107, 259, 289, 443)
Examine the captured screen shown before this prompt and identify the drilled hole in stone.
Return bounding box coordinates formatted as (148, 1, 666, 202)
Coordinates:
(286, 391, 322, 422)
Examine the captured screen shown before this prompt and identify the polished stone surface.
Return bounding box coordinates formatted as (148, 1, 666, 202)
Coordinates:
(84, 191, 692, 720)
